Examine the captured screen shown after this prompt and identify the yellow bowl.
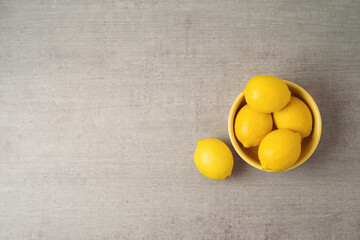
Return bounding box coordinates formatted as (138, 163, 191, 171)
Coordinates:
(228, 80, 322, 172)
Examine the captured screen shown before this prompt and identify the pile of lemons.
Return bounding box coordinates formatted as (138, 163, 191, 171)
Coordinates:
(194, 75, 313, 179)
(237, 75, 312, 172)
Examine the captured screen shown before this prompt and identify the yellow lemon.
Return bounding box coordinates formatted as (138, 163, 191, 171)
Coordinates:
(258, 129, 301, 172)
(243, 75, 291, 113)
(273, 96, 313, 138)
(234, 104, 273, 148)
(194, 138, 234, 180)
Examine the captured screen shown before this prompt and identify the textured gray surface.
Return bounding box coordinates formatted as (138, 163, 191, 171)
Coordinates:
(1, 0, 360, 239)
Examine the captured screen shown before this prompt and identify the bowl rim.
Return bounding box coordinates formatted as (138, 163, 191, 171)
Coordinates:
(228, 80, 322, 172)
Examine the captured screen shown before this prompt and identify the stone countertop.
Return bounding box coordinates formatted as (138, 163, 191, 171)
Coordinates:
(1, 0, 359, 239)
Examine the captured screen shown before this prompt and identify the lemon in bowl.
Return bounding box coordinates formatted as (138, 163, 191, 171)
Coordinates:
(228, 79, 322, 172)
(234, 104, 273, 148)
(243, 75, 291, 113)
(273, 96, 313, 139)
(258, 129, 302, 172)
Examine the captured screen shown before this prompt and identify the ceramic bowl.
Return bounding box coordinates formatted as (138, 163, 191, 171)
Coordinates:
(228, 80, 322, 171)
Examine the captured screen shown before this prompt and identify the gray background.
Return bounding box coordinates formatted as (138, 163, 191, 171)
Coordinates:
(1, 0, 359, 239)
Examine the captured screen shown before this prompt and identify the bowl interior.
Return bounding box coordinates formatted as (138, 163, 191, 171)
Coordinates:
(228, 80, 322, 171)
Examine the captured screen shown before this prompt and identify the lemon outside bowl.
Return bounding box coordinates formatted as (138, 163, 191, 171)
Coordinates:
(228, 80, 322, 172)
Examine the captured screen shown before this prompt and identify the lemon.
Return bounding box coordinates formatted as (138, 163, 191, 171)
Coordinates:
(234, 104, 273, 148)
(194, 138, 234, 179)
(258, 129, 301, 172)
(273, 96, 313, 138)
(243, 75, 291, 113)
